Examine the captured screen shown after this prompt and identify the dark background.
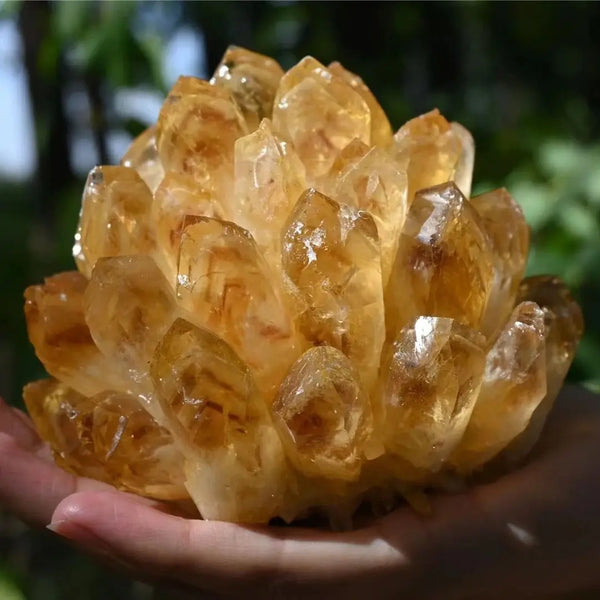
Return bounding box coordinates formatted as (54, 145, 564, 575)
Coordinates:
(0, 2, 599, 598)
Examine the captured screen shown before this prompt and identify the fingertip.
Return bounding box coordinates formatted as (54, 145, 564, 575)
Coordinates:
(49, 491, 140, 549)
(51, 490, 134, 525)
(49, 489, 171, 544)
(50, 490, 91, 525)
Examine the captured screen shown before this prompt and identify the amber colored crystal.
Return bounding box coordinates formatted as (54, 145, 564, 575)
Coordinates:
(282, 189, 385, 389)
(327, 61, 393, 148)
(84, 255, 178, 414)
(24, 271, 126, 397)
(471, 187, 529, 340)
(156, 77, 247, 196)
(448, 122, 475, 199)
(176, 217, 302, 400)
(211, 46, 284, 131)
(151, 171, 225, 280)
(499, 276, 584, 463)
(231, 118, 306, 265)
(385, 182, 494, 340)
(23, 46, 584, 525)
(324, 137, 370, 179)
(273, 346, 372, 481)
(379, 317, 486, 479)
(450, 302, 547, 473)
(120, 125, 165, 193)
(334, 147, 408, 285)
(24, 379, 187, 500)
(394, 109, 473, 202)
(73, 166, 155, 279)
(151, 318, 287, 522)
(272, 57, 370, 179)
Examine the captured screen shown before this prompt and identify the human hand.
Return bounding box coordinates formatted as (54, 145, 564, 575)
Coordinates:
(1, 386, 599, 600)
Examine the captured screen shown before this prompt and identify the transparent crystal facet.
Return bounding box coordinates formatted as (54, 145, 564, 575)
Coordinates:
(120, 126, 165, 193)
(24, 271, 127, 397)
(151, 318, 287, 522)
(24, 379, 187, 500)
(211, 46, 284, 131)
(379, 317, 486, 479)
(451, 302, 547, 472)
(176, 217, 302, 400)
(74, 166, 155, 278)
(273, 345, 372, 481)
(282, 189, 385, 390)
(385, 182, 494, 340)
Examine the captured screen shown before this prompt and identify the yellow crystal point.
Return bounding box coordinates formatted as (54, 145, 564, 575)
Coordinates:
(500, 276, 584, 463)
(84, 255, 178, 399)
(379, 317, 486, 479)
(176, 217, 301, 400)
(231, 118, 306, 265)
(120, 125, 165, 193)
(211, 45, 284, 131)
(151, 318, 287, 522)
(449, 122, 475, 198)
(272, 57, 370, 179)
(450, 302, 547, 473)
(273, 345, 372, 481)
(327, 61, 393, 147)
(394, 109, 473, 202)
(151, 171, 225, 281)
(471, 187, 530, 340)
(24, 271, 125, 397)
(385, 182, 494, 340)
(73, 166, 155, 279)
(334, 146, 408, 285)
(24, 379, 187, 500)
(282, 189, 385, 390)
(157, 76, 247, 194)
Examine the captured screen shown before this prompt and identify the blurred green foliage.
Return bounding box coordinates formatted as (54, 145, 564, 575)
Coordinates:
(0, 567, 25, 600)
(1, 1, 600, 598)
(52, 1, 164, 90)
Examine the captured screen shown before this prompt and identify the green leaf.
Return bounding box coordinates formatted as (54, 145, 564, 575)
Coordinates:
(584, 380, 600, 394)
(584, 160, 600, 207)
(538, 140, 583, 178)
(0, 0, 22, 18)
(137, 33, 166, 91)
(72, 26, 109, 72)
(557, 202, 599, 241)
(0, 570, 25, 600)
(53, 1, 89, 41)
(574, 336, 600, 386)
(526, 244, 572, 281)
(509, 179, 556, 230)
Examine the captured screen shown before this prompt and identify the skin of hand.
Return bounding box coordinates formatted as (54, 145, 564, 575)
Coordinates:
(0, 385, 599, 600)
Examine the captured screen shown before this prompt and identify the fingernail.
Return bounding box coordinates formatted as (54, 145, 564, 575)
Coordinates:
(48, 518, 118, 556)
(47, 520, 123, 560)
(46, 519, 67, 534)
(47, 519, 137, 572)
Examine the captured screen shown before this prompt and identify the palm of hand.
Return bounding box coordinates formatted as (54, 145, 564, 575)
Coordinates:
(1, 386, 599, 600)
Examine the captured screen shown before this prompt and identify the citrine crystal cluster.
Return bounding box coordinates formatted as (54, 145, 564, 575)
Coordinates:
(23, 47, 583, 524)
